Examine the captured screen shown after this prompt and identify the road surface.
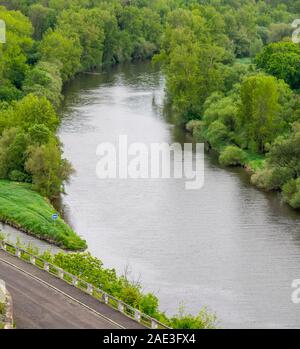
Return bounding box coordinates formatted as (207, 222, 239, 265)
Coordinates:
(0, 250, 145, 329)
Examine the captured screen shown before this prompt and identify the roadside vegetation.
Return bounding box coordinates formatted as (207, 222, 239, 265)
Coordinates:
(0, 300, 5, 329)
(0, 233, 217, 329)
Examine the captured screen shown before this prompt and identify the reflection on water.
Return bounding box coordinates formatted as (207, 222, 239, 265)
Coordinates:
(59, 62, 300, 329)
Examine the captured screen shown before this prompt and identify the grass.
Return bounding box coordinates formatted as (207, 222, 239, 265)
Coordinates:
(0, 180, 87, 251)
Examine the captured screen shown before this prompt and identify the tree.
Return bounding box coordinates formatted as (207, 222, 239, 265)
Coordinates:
(268, 124, 300, 179)
(23, 61, 63, 107)
(0, 128, 29, 180)
(0, 7, 33, 88)
(26, 142, 73, 198)
(219, 146, 247, 167)
(157, 13, 227, 122)
(39, 29, 82, 81)
(56, 9, 105, 70)
(256, 42, 300, 88)
(267, 23, 292, 43)
(29, 4, 56, 40)
(251, 123, 300, 193)
(13, 94, 59, 132)
(282, 178, 300, 209)
(240, 74, 289, 153)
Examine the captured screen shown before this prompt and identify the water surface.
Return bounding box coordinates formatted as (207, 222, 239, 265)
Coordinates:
(59, 62, 300, 328)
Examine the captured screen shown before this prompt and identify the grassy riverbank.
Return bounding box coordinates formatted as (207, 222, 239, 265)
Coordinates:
(0, 180, 86, 251)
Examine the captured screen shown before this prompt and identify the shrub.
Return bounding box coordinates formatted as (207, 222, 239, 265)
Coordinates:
(219, 146, 246, 167)
(282, 178, 300, 209)
(170, 306, 217, 329)
(251, 166, 294, 191)
(205, 121, 229, 150)
(140, 293, 159, 318)
(8, 170, 31, 183)
(186, 120, 203, 140)
(37, 248, 216, 328)
(0, 85, 22, 102)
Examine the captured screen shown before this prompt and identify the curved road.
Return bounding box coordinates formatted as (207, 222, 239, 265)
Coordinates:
(0, 250, 144, 329)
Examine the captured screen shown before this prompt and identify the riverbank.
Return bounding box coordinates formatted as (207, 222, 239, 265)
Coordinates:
(0, 181, 86, 251)
(185, 119, 292, 202)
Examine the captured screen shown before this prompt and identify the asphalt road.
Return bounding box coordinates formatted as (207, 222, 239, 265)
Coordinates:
(0, 250, 145, 329)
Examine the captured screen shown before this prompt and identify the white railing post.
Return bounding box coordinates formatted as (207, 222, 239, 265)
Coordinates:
(15, 248, 21, 258)
(151, 319, 158, 329)
(103, 293, 108, 304)
(134, 310, 141, 322)
(118, 301, 124, 313)
(58, 269, 64, 279)
(72, 276, 78, 287)
(87, 284, 93, 295)
(0, 239, 171, 329)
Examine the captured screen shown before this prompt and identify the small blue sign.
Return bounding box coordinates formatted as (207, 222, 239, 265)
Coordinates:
(52, 213, 59, 221)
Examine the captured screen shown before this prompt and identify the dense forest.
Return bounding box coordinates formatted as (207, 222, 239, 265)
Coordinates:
(0, 0, 300, 208)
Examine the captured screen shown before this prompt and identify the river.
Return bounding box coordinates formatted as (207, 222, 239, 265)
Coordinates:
(58, 62, 300, 329)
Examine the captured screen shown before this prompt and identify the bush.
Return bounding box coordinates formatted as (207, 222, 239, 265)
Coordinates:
(140, 294, 159, 318)
(282, 178, 300, 209)
(219, 146, 246, 167)
(0, 85, 22, 102)
(38, 249, 216, 329)
(251, 166, 294, 191)
(8, 170, 31, 183)
(170, 306, 217, 329)
(205, 121, 229, 150)
(186, 120, 203, 140)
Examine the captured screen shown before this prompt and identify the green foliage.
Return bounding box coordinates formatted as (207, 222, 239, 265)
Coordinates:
(23, 61, 63, 107)
(39, 29, 82, 82)
(0, 128, 28, 180)
(219, 146, 247, 167)
(156, 8, 229, 122)
(240, 74, 290, 153)
(186, 120, 203, 140)
(0, 6, 33, 88)
(28, 4, 56, 40)
(26, 142, 73, 199)
(0, 84, 22, 102)
(205, 121, 229, 151)
(0, 93, 67, 198)
(267, 125, 300, 178)
(256, 42, 300, 88)
(38, 249, 216, 328)
(170, 306, 217, 329)
(0, 180, 86, 250)
(251, 124, 300, 205)
(282, 178, 300, 209)
(12, 94, 59, 132)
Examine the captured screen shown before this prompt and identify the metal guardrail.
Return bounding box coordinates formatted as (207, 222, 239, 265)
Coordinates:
(0, 240, 170, 329)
